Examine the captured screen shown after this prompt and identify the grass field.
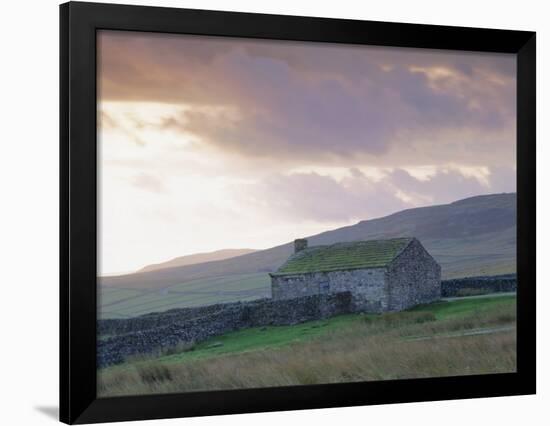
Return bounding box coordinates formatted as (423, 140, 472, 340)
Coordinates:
(100, 263, 516, 319)
(99, 272, 271, 318)
(98, 220, 516, 319)
(98, 295, 516, 396)
(424, 228, 516, 279)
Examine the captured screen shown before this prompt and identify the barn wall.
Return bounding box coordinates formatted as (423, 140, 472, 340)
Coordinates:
(271, 268, 387, 312)
(271, 274, 321, 299)
(326, 269, 388, 312)
(386, 239, 441, 311)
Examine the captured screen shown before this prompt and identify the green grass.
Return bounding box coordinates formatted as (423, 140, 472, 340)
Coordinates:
(101, 295, 516, 375)
(98, 295, 516, 396)
(103, 314, 364, 373)
(162, 314, 362, 364)
(168, 295, 515, 362)
(410, 294, 516, 320)
(99, 272, 271, 319)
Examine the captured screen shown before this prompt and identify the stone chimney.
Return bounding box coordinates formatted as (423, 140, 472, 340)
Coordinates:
(294, 238, 308, 254)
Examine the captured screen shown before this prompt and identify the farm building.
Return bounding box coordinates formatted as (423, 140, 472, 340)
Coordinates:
(270, 237, 441, 312)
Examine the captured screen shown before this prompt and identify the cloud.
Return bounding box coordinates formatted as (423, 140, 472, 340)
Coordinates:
(130, 172, 166, 193)
(97, 31, 517, 273)
(235, 166, 515, 223)
(234, 171, 402, 222)
(388, 168, 484, 203)
(486, 166, 517, 193)
(98, 31, 516, 167)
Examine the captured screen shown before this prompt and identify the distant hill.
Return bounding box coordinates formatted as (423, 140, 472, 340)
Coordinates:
(101, 193, 516, 291)
(138, 248, 257, 273)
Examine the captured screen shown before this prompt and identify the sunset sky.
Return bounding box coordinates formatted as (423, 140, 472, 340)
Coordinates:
(98, 31, 516, 275)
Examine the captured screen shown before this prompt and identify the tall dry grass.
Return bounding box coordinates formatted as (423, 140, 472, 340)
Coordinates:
(98, 302, 516, 397)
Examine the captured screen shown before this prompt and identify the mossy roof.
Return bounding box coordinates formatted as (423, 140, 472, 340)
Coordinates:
(273, 238, 413, 276)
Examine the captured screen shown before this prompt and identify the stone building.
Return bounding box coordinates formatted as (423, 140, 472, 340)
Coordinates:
(270, 237, 441, 312)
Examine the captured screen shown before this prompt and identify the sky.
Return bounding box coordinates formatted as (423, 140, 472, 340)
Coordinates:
(97, 30, 516, 275)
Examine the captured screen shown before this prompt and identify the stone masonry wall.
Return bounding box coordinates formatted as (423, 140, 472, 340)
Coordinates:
(98, 292, 355, 368)
(271, 274, 323, 300)
(271, 268, 387, 312)
(386, 239, 441, 311)
(441, 274, 517, 297)
(325, 269, 388, 312)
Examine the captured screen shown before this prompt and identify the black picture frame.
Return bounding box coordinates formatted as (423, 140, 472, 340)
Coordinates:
(60, 1, 536, 424)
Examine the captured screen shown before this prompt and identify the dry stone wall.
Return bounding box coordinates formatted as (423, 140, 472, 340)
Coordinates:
(441, 274, 516, 297)
(98, 292, 355, 367)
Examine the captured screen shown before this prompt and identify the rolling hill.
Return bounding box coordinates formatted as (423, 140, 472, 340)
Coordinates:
(138, 248, 257, 273)
(99, 193, 516, 318)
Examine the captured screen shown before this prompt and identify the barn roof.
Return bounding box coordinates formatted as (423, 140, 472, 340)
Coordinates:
(272, 238, 414, 276)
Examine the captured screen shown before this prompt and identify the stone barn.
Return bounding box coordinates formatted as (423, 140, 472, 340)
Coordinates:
(270, 237, 441, 312)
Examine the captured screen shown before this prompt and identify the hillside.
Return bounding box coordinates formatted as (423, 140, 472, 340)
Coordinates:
(138, 248, 257, 273)
(99, 193, 516, 318)
(99, 295, 516, 395)
(102, 193, 516, 292)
